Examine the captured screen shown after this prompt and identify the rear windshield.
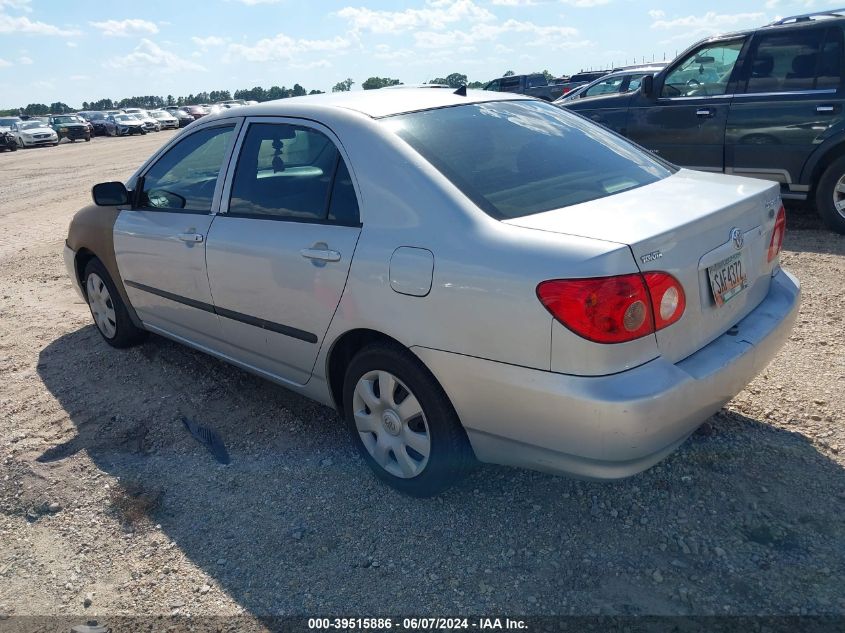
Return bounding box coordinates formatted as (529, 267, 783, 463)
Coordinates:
(384, 100, 673, 219)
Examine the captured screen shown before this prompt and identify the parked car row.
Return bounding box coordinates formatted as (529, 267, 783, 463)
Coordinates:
(550, 8, 845, 234)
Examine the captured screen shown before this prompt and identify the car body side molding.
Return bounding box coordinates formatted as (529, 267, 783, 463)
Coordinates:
(123, 279, 319, 344)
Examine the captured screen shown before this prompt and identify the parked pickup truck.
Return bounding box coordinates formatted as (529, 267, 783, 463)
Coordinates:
(483, 74, 565, 101)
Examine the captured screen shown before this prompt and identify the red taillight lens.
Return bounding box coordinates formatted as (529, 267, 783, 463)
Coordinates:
(537, 274, 654, 344)
(768, 204, 786, 263)
(643, 272, 686, 331)
(537, 272, 686, 344)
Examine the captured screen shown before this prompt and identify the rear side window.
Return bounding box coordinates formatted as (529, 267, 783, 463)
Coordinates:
(744, 28, 841, 93)
(385, 100, 673, 220)
(228, 122, 359, 224)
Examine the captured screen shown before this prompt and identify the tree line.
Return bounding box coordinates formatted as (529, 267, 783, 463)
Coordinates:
(0, 70, 549, 117)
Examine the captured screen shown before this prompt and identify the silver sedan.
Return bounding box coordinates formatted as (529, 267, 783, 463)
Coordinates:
(63, 88, 800, 496)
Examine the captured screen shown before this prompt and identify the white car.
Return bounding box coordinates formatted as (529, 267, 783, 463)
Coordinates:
(10, 120, 58, 147)
(124, 109, 160, 132)
(63, 89, 799, 496)
(148, 110, 179, 130)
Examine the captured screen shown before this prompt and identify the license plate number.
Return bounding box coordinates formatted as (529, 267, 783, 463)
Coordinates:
(708, 251, 748, 307)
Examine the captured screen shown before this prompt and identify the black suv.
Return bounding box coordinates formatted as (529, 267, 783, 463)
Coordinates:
(561, 9, 845, 233)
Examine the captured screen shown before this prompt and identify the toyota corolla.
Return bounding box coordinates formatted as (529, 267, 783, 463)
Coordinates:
(63, 89, 800, 496)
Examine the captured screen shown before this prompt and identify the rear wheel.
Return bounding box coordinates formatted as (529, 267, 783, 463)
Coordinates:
(343, 344, 472, 497)
(83, 259, 146, 348)
(815, 155, 845, 234)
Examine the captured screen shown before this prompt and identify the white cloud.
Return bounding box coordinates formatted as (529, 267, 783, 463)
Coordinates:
(107, 39, 206, 73)
(191, 35, 227, 50)
(559, 0, 610, 6)
(89, 18, 159, 37)
(414, 18, 586, 50)
(491, 0, 538, 6)
(336, 0, 495, 34)
(0, 0, 30, 10)
(0, 58, 11, 67)
(18, 55, 32, 64)
(0, 13, 80, 36)
(227, 33, 351, 62)
(648, 9, 665, 19)
(234, 0, 283, 4)
(651, 11, 765, 31)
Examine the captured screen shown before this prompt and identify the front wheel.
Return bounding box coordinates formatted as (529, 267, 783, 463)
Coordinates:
(83, 259, 146, 348)
(343, 344, 472, 497)
(815, 155, 845, 234)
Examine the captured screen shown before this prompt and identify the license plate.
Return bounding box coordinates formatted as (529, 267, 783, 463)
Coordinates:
(707, 251, 748, 307)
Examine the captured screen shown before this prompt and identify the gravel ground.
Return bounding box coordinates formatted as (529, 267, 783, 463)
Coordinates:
(0, 134, 843, 624)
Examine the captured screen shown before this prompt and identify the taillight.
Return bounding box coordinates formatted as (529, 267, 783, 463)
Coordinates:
(537, 272, 685, 344)
(767, 204, 786, 263)
(643, 272, 686, 331)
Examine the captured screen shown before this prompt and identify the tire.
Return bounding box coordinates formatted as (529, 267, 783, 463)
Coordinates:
(342, 343, 472, 497)
(140, 129, 147, 135)
(17, 137, 24, 148)
(815, 155, 845, 234)
(85, 136, 90, 142)
(83, 258, 146, 348)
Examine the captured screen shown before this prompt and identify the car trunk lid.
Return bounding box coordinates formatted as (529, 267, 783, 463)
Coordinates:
(505, 169, 783, 363)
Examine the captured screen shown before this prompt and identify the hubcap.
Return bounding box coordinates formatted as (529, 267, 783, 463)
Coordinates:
(833, 174, 845, 219)
(86, 273, 117, 339)
(352, 370, 431, 479)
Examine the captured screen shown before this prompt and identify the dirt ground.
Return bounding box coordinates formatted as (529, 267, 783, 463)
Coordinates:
(0, 133, 843, 625)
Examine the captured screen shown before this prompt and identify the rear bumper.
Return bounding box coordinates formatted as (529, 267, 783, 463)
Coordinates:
(413, 269, 800, 480)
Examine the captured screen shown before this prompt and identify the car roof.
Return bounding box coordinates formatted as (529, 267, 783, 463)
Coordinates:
(205, 88, 527, 120)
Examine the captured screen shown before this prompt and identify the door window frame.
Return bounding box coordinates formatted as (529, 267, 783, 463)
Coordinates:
(657, 36, 750, 102)
(218, 116, 363, 227)
(125, 117, 244, 216)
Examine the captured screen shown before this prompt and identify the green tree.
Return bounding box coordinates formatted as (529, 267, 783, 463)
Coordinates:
(444, 72, 467, 89)
(361, 76, 402, 90)
(49, 102, 74, 114)
(503, 70, 515, 76)
(23, 103, 50, 115)
(467, 80, 485, 89)
(428, 77, 447, 85)
(332, 78, 354, 92)
(309, 89, 324, 95)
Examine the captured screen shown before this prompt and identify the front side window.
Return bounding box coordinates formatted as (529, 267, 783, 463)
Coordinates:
(385, 100, 673, 220)
(228, 122, 359, 224)
(662, 39, 745, 97)
(484, 80, 501, 92)
(139, 125, 234, 212)
(744, 27, 842, 93)
(583, 76, 625, 98)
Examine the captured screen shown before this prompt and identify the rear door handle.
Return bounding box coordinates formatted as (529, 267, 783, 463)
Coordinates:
(696, 108, 715, 117)
(300, 248, 341, 262)
(176, 233, 204, 243)
(817, 104, 836, 113)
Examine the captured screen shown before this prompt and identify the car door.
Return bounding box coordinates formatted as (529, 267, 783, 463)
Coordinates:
(627, 38, 748, 171)
(726, 26, 844, 186)
(204, 118, 362, 385)
(566, 75, 634, 134)
(113, 121, 240, 347)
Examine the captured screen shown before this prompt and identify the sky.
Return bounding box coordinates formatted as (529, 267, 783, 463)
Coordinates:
(0, 0, 839, 109)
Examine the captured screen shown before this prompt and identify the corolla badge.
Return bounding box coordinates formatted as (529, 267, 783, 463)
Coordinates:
(730, 227, 744, 250)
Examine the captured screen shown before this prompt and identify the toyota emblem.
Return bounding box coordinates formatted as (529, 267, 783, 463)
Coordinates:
(730, 227, 744, 250)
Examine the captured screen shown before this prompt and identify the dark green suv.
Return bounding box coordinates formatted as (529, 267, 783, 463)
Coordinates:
(561, 8, 845, 233)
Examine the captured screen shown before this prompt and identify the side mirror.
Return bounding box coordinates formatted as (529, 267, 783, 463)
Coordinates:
(92, 181, 129, 206)
(640, 74, 655, 99)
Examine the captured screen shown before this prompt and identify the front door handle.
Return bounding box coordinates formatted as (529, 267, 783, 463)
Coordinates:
(696, 108, 715, 117)
(300, 248, 341, 262)
(817, 104, 836, 114)
(176, 233, 204, 243)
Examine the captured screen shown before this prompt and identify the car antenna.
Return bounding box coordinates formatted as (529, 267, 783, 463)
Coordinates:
(453, 85, 467, 96)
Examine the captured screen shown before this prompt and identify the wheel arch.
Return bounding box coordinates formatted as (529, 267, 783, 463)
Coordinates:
(802, 136, 845, 192)
(74, 247, 97, 298)
(325, 328, 406, 412)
